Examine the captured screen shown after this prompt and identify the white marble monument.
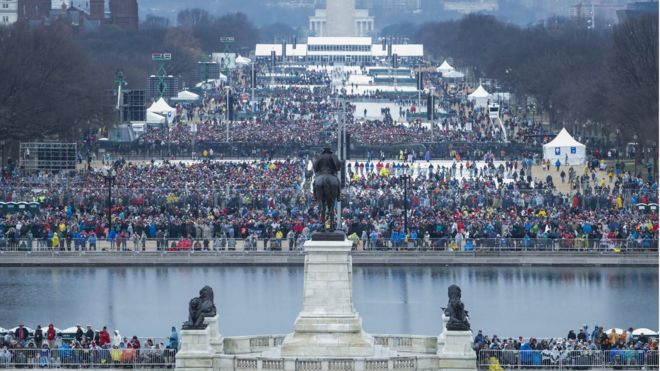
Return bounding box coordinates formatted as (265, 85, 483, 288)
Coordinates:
(437, 323, 477, 371)
(175, 325, 215, 371)
(280, 237, 374, 357)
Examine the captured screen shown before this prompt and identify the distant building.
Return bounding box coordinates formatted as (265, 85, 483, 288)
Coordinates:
(617, 1, 658, 21)
(17, 0, 49, 21)
(0, 0, 18, 25)
(16, 0, 137, 30)
(442, 0, 498, 14)
(309, 0, 374, 37)
(109, 0, 137, 30)
(256, 36, 423, 64)
(357, 0, 420, 11)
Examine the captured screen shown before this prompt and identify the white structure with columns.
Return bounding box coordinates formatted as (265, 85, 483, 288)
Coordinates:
(0, 0, 18, 25)
(309, 0, 374, 37)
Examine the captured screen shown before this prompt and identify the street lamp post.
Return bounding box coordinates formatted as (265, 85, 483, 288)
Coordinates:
(104, 168, 117, 239)
(401, 173, 411, 234)
(634, 134, 639, 176)
(0, 140, 5, 170)
(225, 86, 231, 143)
(430, 86, 435, 142)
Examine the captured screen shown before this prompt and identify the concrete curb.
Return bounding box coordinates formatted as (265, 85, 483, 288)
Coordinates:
(0, 251, 656, 267)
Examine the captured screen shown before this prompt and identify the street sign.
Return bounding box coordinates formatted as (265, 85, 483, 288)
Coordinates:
(220, 37, 235, 43)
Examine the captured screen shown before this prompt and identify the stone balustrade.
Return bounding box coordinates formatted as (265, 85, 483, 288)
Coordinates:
(223, 335, 287, 354)
(221, 334, 437, 356)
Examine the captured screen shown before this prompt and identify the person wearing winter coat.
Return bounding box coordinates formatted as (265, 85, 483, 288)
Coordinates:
(112, 330, 122, 347)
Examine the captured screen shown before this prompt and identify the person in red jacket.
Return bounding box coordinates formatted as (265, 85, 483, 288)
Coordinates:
(47, 324, 57, 349)
(99, 326, 111, 347)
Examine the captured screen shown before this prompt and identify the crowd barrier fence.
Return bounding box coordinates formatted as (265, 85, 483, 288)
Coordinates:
(0, 238, 656, 253)
(0, 348, 176, 368)
(478, 349, 659, 370)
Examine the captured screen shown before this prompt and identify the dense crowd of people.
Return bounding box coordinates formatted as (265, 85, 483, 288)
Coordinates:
(119, 66, 562, 156)
(0, 153, 657, 251)
(0, 324, 178, 367)
(474, 326, 659, 368)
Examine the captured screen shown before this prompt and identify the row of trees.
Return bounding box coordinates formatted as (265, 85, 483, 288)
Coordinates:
(0, 10, 263, 152)
(416, 14, 658, 145)
(0, 11, 657, 157)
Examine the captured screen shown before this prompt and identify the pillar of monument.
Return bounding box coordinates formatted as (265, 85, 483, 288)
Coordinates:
(280, 237, 373, 357)
(326, 0, 356, 37)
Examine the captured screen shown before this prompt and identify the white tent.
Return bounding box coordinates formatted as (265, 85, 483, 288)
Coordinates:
(195, 76, 227, 90)
(632, 328, 658, 336)
(147, 98, 176, 119)
(443, 70, 465, 79)
(436, 60, 454, 74)
(468, 85, 490, 108)
(543, 128, 586, 165)
(174, 90, 200, 102)
(235, 55, 252, 66)
(146, 111, 165, 124)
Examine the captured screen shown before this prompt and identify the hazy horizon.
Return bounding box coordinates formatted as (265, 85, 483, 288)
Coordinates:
(138, 0, 646, 30)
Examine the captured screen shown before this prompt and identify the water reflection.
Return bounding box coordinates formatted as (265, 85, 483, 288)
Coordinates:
(0, 266, 655, 338)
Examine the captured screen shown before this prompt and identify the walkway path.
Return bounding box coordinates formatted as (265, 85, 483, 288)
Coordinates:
(0, 251, 654, 267)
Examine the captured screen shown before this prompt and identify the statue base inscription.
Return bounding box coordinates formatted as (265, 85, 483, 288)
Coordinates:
(311, 231, 346, 241)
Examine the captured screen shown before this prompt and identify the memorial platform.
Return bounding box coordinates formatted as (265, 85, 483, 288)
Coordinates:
(175, 236, 476, 371)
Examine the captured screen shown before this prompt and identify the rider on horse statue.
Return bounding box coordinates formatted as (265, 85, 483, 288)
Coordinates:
(313, 146, 342, 231)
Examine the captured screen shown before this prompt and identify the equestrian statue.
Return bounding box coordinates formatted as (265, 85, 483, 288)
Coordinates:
(312, 146, 342, 231)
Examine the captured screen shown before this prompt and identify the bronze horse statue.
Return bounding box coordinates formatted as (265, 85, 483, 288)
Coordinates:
(312, 147, 342, 231)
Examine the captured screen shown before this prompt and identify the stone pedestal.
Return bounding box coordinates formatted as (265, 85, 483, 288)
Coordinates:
(437, 330, 477, 371)
(436, 314, 449, 354)
(281, 238, 374, 357)
(176, 326, 215, 371)
(204, 314, 224, 354)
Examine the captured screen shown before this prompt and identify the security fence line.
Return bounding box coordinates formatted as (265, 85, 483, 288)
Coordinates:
(478, 349, 659, 370)
(0, 348, 176, 368)
(0, 237, 657, 253)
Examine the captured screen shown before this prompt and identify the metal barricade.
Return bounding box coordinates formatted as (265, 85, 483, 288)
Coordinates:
(479, 349, 660, 370)
(0, 347, 176, 368)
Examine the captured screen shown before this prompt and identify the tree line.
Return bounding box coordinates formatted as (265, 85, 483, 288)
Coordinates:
(0, 9, 269, 157)
(416, 14, 658, 146)
(0, 11, 657, 159)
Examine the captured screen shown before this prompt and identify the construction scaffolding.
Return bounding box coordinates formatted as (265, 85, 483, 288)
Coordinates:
(19, 142, 77, 170)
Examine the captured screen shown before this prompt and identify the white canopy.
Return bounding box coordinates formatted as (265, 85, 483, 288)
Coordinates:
(195, 76, 227, 90)
(235, 55, 252, 65)
(176, 90, 200, 101)
(632, 328, 658, 336)
(146, 111, 166, 124)
(468, 85, 490, 108)
(543, 128, 586, 165)
(436, 60, 454, 74)
(443, 70, 465, 79)
(147, 98, 176, 117)
(60, 326, 83, 334)
(468, 85, 490, 98)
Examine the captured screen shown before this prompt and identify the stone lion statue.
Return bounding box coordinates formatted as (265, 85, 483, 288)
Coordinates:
(183, 286, 217, 329)
(444, 284, 470, 331)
